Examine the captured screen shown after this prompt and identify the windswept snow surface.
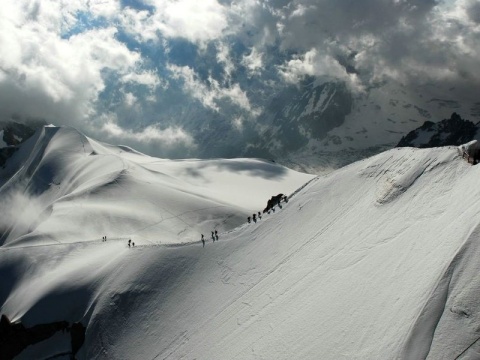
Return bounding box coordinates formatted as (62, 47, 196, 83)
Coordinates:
(0, 126, 312, 247)
(2, 131, 480, 359)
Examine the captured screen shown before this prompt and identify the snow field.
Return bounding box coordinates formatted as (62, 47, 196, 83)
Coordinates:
(2, 128, 480, 359)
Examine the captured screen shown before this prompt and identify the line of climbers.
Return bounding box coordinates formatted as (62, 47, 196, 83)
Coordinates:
(100, 193, 290, 249)
(101, 235, 136, 248)
(201, 230, 218, 247)
(247, 193, 288, 224)
(99, 232, 215, 248)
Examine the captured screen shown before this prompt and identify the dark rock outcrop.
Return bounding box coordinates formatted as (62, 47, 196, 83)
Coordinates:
(397, 113, 478, 148)
(263, 193, 285, 213)
(0, 121, 38, 147)
(0, 314, 85, 360)
(71, 322, 86, 357)
(0, 119, 46, 167)
(0, 147, 18, 168)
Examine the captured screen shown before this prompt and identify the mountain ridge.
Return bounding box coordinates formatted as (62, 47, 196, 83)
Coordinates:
(1, 127, 480, 359)
(397, 112, 479, 148)
(0, 125, 312, 247)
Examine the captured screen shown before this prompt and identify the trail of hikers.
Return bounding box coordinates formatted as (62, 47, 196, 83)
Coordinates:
(0, 192, 292, 253)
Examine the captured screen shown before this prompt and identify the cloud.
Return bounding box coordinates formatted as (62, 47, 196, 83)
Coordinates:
(242, 47, 264, 76)
(121, 71, 163, 89)
(278, 49, 324, 81)
(119, 7, 160, 43)
(168, 64, 259, 115)
(97, 118, 197, 158)
(87, 0, 121, 19)
(227, 0, 282, 48)
(124, 92, 137, 107)
(216, 41, 235, 80)
(229, 0, 480, 101)
(278, 48, 362, 91)
(121, 0, 228, 45)
(1, 0, 479, 160)
(466, 0, 480, 23)
(0, 190, 46, 242)
(102, 121, 195, 147)
(232, 116, 245, 132)
(0, 1, 160, 131)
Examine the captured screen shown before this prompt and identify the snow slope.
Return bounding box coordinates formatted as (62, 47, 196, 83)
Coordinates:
(2, 131, 480, 359)
(0, 126, 312, 247)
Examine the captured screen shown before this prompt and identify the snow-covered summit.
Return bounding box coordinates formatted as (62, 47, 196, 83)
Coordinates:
(1, 131, 480, 359)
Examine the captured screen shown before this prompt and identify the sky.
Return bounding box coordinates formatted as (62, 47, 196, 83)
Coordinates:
(0, 0, 479, 157)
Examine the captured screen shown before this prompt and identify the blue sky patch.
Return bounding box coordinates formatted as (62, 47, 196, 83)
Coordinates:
(61, 11, 109, 39)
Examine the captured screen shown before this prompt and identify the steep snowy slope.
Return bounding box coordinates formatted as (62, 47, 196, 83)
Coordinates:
(2, 140, 480, 359)
(0, 126, 313, 248)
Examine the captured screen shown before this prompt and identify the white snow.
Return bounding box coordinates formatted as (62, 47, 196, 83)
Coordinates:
(1, 127, 480, 359)
(0, 126, 312, 247)
(320, 87, 336, 112)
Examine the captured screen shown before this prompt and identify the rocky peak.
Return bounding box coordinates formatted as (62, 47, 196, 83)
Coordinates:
(396, 112, 478, 148)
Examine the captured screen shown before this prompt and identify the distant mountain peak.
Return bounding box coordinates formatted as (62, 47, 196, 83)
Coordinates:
(396, 112, 478, 148)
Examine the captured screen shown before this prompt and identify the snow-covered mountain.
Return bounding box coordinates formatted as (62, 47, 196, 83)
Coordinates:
(2, 126, 480, 359)
(121, 74, 479, 174)
(0, 126, 312, 248)
(245, 80, 353, 157)
(234, 78, 480, 173)
(397, 112, 479, 148)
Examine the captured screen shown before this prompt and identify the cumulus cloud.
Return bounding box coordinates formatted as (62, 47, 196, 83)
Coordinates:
(121, 0, 228, 45)
(102, 121, 195, 146)
(168, 64, 258, 115)
(216, 41, 235, 80)
(278, 48, 363, 92)
(0, 0, 161, 131)
(227, 0, 480, 101)
(119, 8, 158, 43)
(97, 117, 197, 158)
(87, 0, 121, 19)
(121, 71, 163, 89)
(1, 0, 479, 159)
(124, 92, 138, 107)
(242, 47, 264, 76)
(232, 116, 245, 132)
